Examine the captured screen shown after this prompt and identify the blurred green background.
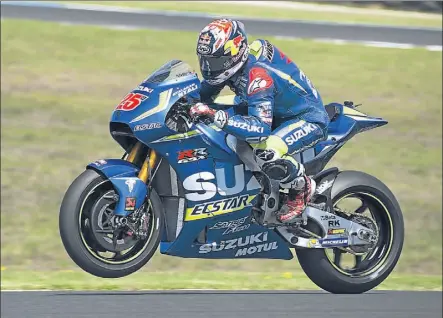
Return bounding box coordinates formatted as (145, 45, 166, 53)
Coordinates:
(1, 1, 441, 290)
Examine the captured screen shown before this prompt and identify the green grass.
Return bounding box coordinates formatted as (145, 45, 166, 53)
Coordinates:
(1, 19, 442, 286)
(65, 1, 443, 28)
(1, 269, 441, 291)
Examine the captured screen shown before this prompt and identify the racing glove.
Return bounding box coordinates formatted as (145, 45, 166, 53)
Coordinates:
(189, 103, 228, 128)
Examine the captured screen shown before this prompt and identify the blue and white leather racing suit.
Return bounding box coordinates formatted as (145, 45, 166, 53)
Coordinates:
(200, 39, 330, 184)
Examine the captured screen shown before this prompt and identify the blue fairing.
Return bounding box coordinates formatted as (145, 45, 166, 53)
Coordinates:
(162, 210, 293, 260)
(148, 123, 295, 259)
(110, 61, 202, 145)
(98, 60, 387, 260)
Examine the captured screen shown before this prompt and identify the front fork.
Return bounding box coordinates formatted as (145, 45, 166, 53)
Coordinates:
(110, 142, 158, 216)
(125, 141, 158, 183)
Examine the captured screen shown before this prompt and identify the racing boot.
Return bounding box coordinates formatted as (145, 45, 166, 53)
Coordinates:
(277, 175, 316, 224)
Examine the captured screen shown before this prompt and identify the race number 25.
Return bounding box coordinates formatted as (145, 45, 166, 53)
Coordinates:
(115, 93, 148, 111)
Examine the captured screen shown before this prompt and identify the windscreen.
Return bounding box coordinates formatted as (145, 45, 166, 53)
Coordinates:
(143, 60, 197, 84)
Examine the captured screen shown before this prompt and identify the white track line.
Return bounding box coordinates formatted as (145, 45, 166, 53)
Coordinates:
(275, 35, 442, 51)
(201, 1, 443, 20)
(1, 289, 219, 292)
(57, 22, 441, 52)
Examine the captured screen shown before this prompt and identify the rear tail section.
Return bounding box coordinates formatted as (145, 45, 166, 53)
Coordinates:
(301, 101, 388, 175)
(341, 101, 388, 134)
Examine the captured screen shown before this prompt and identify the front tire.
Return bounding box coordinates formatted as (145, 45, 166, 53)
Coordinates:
(296, 170, 404, 294)
(59, 169, 164, 278)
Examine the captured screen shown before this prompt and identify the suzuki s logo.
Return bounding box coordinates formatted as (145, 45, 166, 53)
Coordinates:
(183, 164, 261, 201)
(125, 178, 137, 192)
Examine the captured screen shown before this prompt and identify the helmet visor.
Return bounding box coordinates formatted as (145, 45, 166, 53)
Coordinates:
(198, 55, 233, 78)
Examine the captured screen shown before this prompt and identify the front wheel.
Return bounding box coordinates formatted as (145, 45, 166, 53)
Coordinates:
(59, 169, 164, 278)
(296, 170, 404, 294)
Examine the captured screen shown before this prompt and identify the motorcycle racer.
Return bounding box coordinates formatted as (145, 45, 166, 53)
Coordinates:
(189, 18, 330, 223)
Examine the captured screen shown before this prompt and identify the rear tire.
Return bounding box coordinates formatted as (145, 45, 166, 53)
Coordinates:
(59, 169, 164, 278)
(296, 170, 404, 294)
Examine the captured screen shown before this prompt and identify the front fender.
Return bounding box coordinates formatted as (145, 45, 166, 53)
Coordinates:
(87, 159, 147, 216)
(87, 159, 140, 179)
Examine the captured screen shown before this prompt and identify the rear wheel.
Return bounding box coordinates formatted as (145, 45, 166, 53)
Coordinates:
(59, 169, 164, 278)
(296, 170, 404, 294)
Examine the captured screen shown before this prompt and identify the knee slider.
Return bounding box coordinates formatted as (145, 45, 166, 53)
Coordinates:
(262, 157, 302, 182)
(262, 159, 290, 180)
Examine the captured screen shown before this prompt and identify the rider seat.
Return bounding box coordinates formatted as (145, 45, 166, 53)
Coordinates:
(325, 103, 340, 122)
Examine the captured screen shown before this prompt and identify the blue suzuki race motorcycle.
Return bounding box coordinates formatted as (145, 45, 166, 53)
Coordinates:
(59, 60, 404, 294)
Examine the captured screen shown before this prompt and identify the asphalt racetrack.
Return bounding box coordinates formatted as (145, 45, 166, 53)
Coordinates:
(1, 290, 442, 318)
(1, 1, 442, 47)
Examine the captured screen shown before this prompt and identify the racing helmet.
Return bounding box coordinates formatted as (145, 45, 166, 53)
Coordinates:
(196, 19, 249, 85)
